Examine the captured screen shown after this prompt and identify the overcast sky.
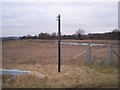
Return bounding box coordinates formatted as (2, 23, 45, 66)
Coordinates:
(1, 0, 118, 37)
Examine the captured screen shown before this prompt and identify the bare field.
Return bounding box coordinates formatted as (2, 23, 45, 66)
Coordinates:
(2, 40, 118, 88)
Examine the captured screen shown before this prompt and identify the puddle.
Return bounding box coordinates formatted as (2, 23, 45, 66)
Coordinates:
(1, 69, 46, 79)
(56, 42, 109, 46)
(0, 69, 30, 76)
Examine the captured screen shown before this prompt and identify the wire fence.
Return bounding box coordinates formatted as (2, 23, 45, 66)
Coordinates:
(61, 42, 119, 66)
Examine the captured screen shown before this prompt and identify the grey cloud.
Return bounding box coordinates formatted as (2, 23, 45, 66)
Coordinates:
(2, 2, 118, 36)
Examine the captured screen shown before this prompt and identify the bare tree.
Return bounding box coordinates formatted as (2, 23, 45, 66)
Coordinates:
(51, 32, 57, 37)
(112, 28, 119, 32)
(27, 34, 32, 37)
(75, 29, 85, 39)
(51, 32, 57, 39)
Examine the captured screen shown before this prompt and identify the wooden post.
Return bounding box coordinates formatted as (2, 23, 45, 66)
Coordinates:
(57, 14, 61, 72)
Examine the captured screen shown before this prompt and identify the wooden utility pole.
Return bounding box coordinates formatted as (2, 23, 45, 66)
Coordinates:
(57, 14, 61, 72)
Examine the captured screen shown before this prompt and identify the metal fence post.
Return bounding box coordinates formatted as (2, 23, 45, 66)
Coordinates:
(109, 44, 113, 65)
(87, 43, 93, 64)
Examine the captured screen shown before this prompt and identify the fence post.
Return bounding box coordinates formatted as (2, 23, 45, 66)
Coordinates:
(87, 43, 93, 64)
(109, 44, 113, 65)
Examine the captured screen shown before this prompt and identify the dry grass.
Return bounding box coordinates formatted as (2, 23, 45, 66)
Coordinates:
(2, 64, 118, 88)
(2, 39, 118, 88)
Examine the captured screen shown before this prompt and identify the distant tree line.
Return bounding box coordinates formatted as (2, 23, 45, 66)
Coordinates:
(87, 29, 120, 40)
(20, 29, 120, 40)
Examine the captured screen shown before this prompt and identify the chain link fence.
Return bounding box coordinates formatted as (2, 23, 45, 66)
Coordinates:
(61, 41, 119, 66)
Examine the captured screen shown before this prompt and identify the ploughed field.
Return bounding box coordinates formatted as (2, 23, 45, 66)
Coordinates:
(2, 40, 118, 88)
